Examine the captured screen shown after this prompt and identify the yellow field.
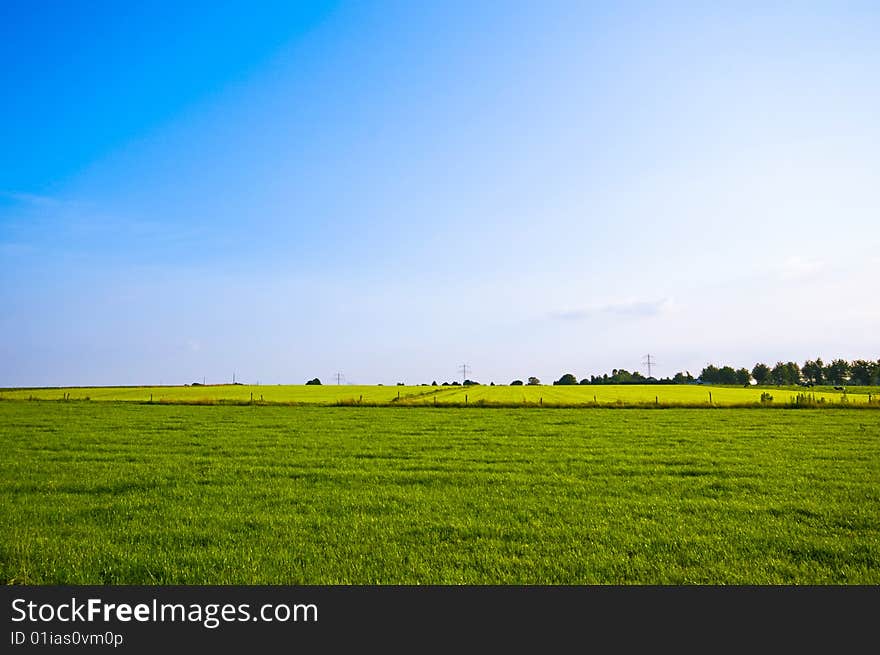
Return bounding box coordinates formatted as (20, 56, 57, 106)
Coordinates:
(0, 384, 874, 406)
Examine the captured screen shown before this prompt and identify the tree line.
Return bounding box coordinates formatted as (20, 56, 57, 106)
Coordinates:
(549, 357, 879, 387)
(551, 370, 696, 385)
(303, 358, 879, 387)
(703, 358, 880, 386)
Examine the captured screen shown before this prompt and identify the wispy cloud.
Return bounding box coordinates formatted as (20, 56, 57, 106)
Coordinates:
(779, 256, 825, 281)
(1, 191, 204, 257)
(0, 190, 64, 208)
(551, 298, 671, 321)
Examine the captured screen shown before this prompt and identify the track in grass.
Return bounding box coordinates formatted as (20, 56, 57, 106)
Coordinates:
(1, 402, 878, 584)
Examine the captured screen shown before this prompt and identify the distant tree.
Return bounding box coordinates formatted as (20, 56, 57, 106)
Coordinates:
(554, 373, 578, 386)
(305, 378, 322, 385)
(490, 382, 495, 386)
(824, 359, 850, 386)
(849, 360, 874, 385)
(432, 381, 438, 386)
(527, 376, 541, 385)
(672, 371, 694, 384)
(510, 380, 524, 386)
(769, 362, 785, 385)
(700, 365, 720, 384)
(751, 363, 771, 385)
(463, 379, 480, 386)
(735, 368, 751, 386)
(718, 366, 738, 385)
(579, 378, 591, 385)
(769, 361, 801, 386)
(802, 358, 825, 385)
(611, 369, 633, 384)
(451, 381, 461, 386)
(768, 362, 801, 386)
(699, 365, 739, 385)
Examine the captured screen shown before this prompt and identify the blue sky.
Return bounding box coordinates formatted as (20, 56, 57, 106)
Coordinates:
(2, 1, 878, 386)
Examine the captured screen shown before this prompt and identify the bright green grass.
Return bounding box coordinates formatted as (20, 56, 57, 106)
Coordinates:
(1, 383, 876, 406)
(1, 402, 878, 584)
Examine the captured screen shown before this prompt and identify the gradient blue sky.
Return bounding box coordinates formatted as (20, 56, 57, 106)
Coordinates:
(2, 1, 878, 387)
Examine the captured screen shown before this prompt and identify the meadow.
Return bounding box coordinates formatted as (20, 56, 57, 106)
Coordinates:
(1, 383, 877, 407)
(1, 401, 878, 584)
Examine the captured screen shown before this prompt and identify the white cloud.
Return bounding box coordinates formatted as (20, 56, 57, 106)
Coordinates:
(779, 256, 825, 281)
(551, 298, 671, 321)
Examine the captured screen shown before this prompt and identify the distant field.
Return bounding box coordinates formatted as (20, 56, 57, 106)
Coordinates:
(1, 383, 877, 407)
(1, 402, 878, 584)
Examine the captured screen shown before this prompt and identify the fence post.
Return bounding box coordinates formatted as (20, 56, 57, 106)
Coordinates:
(709, 391, 713, 405)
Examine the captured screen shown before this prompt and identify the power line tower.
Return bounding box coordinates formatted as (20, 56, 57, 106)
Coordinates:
(335, 372, 344, 385)
(458, 364, 471, 384)
(642, 354, 656, 378)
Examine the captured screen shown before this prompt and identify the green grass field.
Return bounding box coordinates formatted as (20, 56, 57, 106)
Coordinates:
(1, 401, 878, 584)
(1, 383, 877, 406)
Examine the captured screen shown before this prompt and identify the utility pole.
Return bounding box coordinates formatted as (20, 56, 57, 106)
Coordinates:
(233, 371, 236, 384)
(642, 354, 656, 379)
(336, 372, 344, 385)
(458, 363, 471, 384)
